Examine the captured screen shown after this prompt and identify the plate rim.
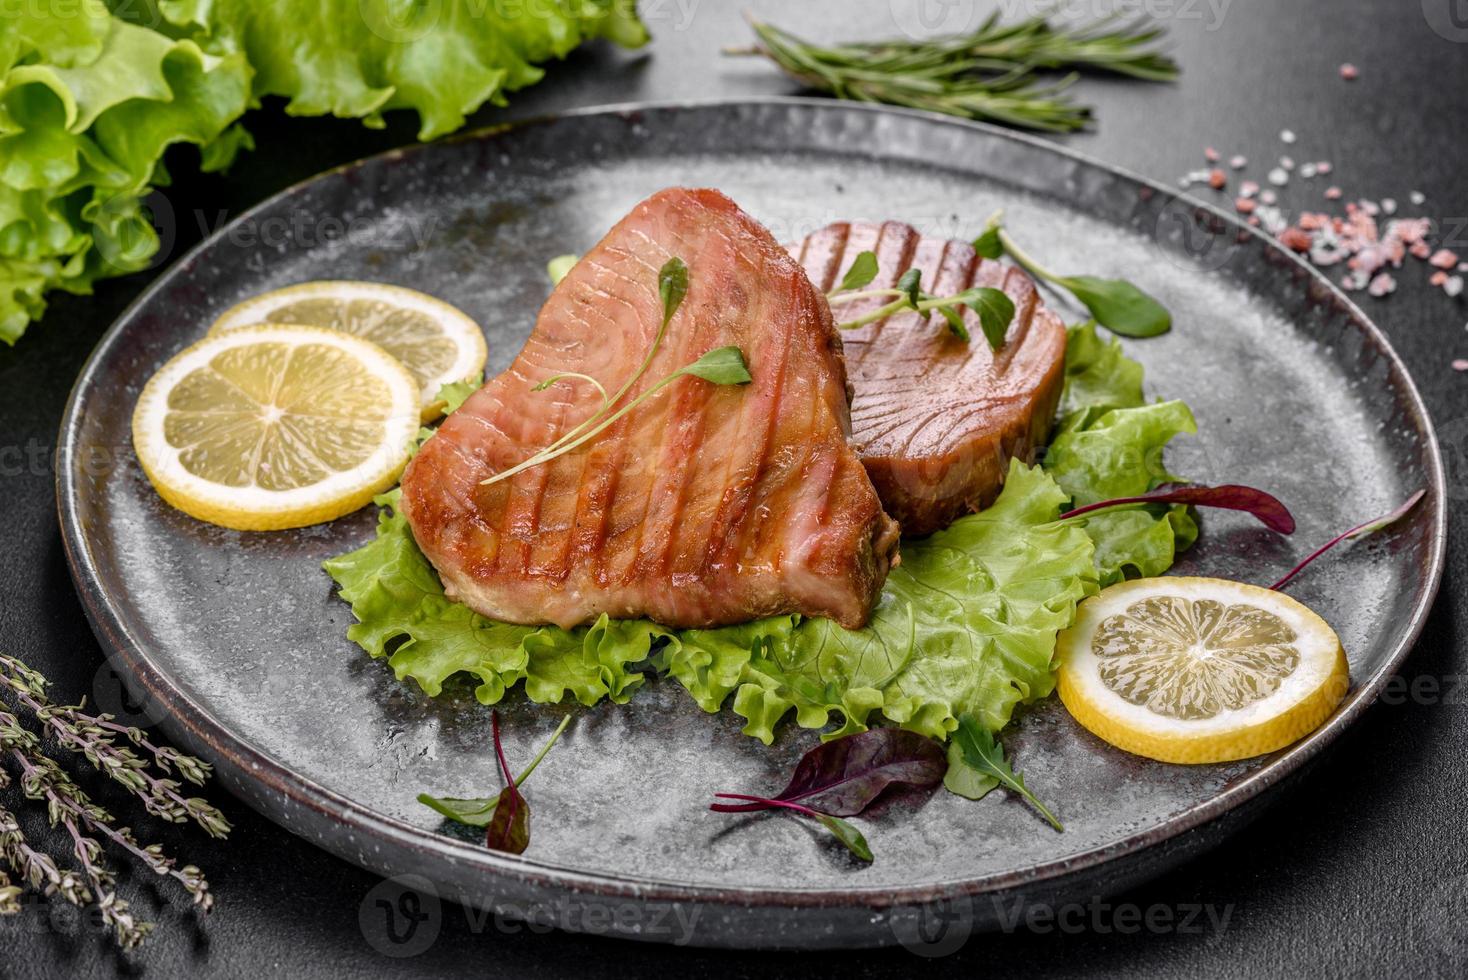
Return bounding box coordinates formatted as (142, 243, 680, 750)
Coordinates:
(56, 96, 1448, 910)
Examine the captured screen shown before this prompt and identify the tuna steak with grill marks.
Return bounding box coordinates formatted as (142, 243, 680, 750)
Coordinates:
(792, 221, 1068, 536)
(401, 188, 899, 631)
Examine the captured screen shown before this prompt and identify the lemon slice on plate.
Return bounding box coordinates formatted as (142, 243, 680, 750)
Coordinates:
(1057, 577, 1349, 763)
(209, 281, 486, 419)
(132, 325, 421, 531)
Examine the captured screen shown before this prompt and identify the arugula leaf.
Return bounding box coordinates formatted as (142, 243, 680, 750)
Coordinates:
(837, 250, 879, 292)
(945, 714, 1061, 830)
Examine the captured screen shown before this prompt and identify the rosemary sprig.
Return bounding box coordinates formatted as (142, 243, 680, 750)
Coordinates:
(729, 14, 1178, 133)
(0, 652, 226, 948)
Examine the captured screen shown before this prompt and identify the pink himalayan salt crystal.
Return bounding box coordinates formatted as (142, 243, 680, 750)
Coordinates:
(1235, 197, 1257, 214)
(1208, 168, 1227, 189)
(1430, 249, 1460, 269)
(1230, 155, 1247, 169)
(1340, 64, 1358, 80)
(1431, 270, 1449, 287)
(1453, 359, 1468, 372)
(1368, 273, 1396, 296)
(1240, 180, 1260, 198)
(1325, 186, 1342, 200)
(1316, 161, 1333, 174)
(1205, 146, 1220, 162)
(1410, 241, 1433, 260)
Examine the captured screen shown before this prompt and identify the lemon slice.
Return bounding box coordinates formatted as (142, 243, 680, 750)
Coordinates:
(132, 325, 421, 531)
(209, 281, 486, 419)
(1057, 577, 1349, 763)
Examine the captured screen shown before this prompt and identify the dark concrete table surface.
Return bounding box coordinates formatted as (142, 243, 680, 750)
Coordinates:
(2, 1, 1465, 976)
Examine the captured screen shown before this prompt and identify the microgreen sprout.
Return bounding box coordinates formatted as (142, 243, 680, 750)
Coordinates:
(825, 249, 1016, 349)
(980, 212, 1172, 338)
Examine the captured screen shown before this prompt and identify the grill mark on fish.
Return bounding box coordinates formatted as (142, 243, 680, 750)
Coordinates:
(402, 188, 898, 630)
(791, 220, 1068, 536)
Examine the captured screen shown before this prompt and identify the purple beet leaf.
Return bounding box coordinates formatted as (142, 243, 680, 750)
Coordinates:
(710, 728, 946, 817)
(484, 710, 530, 855)
(1061, 483, 1295, 534)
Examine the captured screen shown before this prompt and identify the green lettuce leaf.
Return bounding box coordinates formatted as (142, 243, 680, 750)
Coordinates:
(3, 2, 647, 342)
(322, 489, 660, 707)
(157, 0, 647, 140)
(324, 302, 1197, 749)
(0, 10, 251, 342)
(1045, 322, 1198, 585)
(661, 462, 1097, 744)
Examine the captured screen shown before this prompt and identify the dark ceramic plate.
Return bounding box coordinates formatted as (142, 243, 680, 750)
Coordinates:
(58, 100, 1445, 950)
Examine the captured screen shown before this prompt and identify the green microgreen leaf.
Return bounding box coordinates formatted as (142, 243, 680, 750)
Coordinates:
(547, 254, 578, 286)
(711, 793, 874, 863)
(813, 813, 874, 862)
(967, 286, 1016, 349)
(896, 268, 923, 311)
(972, 226, 1004, 259)
(418, 714, 571, 830)
(1056, 274, 1171, 338)
(678, 345, 753, 385)
(837, 250, 879, 293)
(938, 306, 970, 342)
(946, 714, 1062, 830)
(993, 223, 1172, 339)
(659, 256, 689, 327)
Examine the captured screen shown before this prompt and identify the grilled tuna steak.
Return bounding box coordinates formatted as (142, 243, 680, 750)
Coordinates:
(792, 221, 1068, 536)
(402, 188, 899, 631)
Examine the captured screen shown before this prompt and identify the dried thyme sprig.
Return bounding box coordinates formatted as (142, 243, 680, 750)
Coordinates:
(0, 653, 229, 837)
(728, 15, 1178, 133)
(0, 652, 226, 947)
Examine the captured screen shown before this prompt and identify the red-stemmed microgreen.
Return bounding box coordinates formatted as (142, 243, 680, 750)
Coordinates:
(418, 712, 571, 846)
(485, 710, 528, 853)
(1268, 490, 1426, 591)
(980, 212, 1171, 338)
(481, 258, 754, 488)
(1059, 483, 1296, 534)
(825, 249, 1016, 349)
(710, 727, 946, 816)
(711, 793, 873, 862)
